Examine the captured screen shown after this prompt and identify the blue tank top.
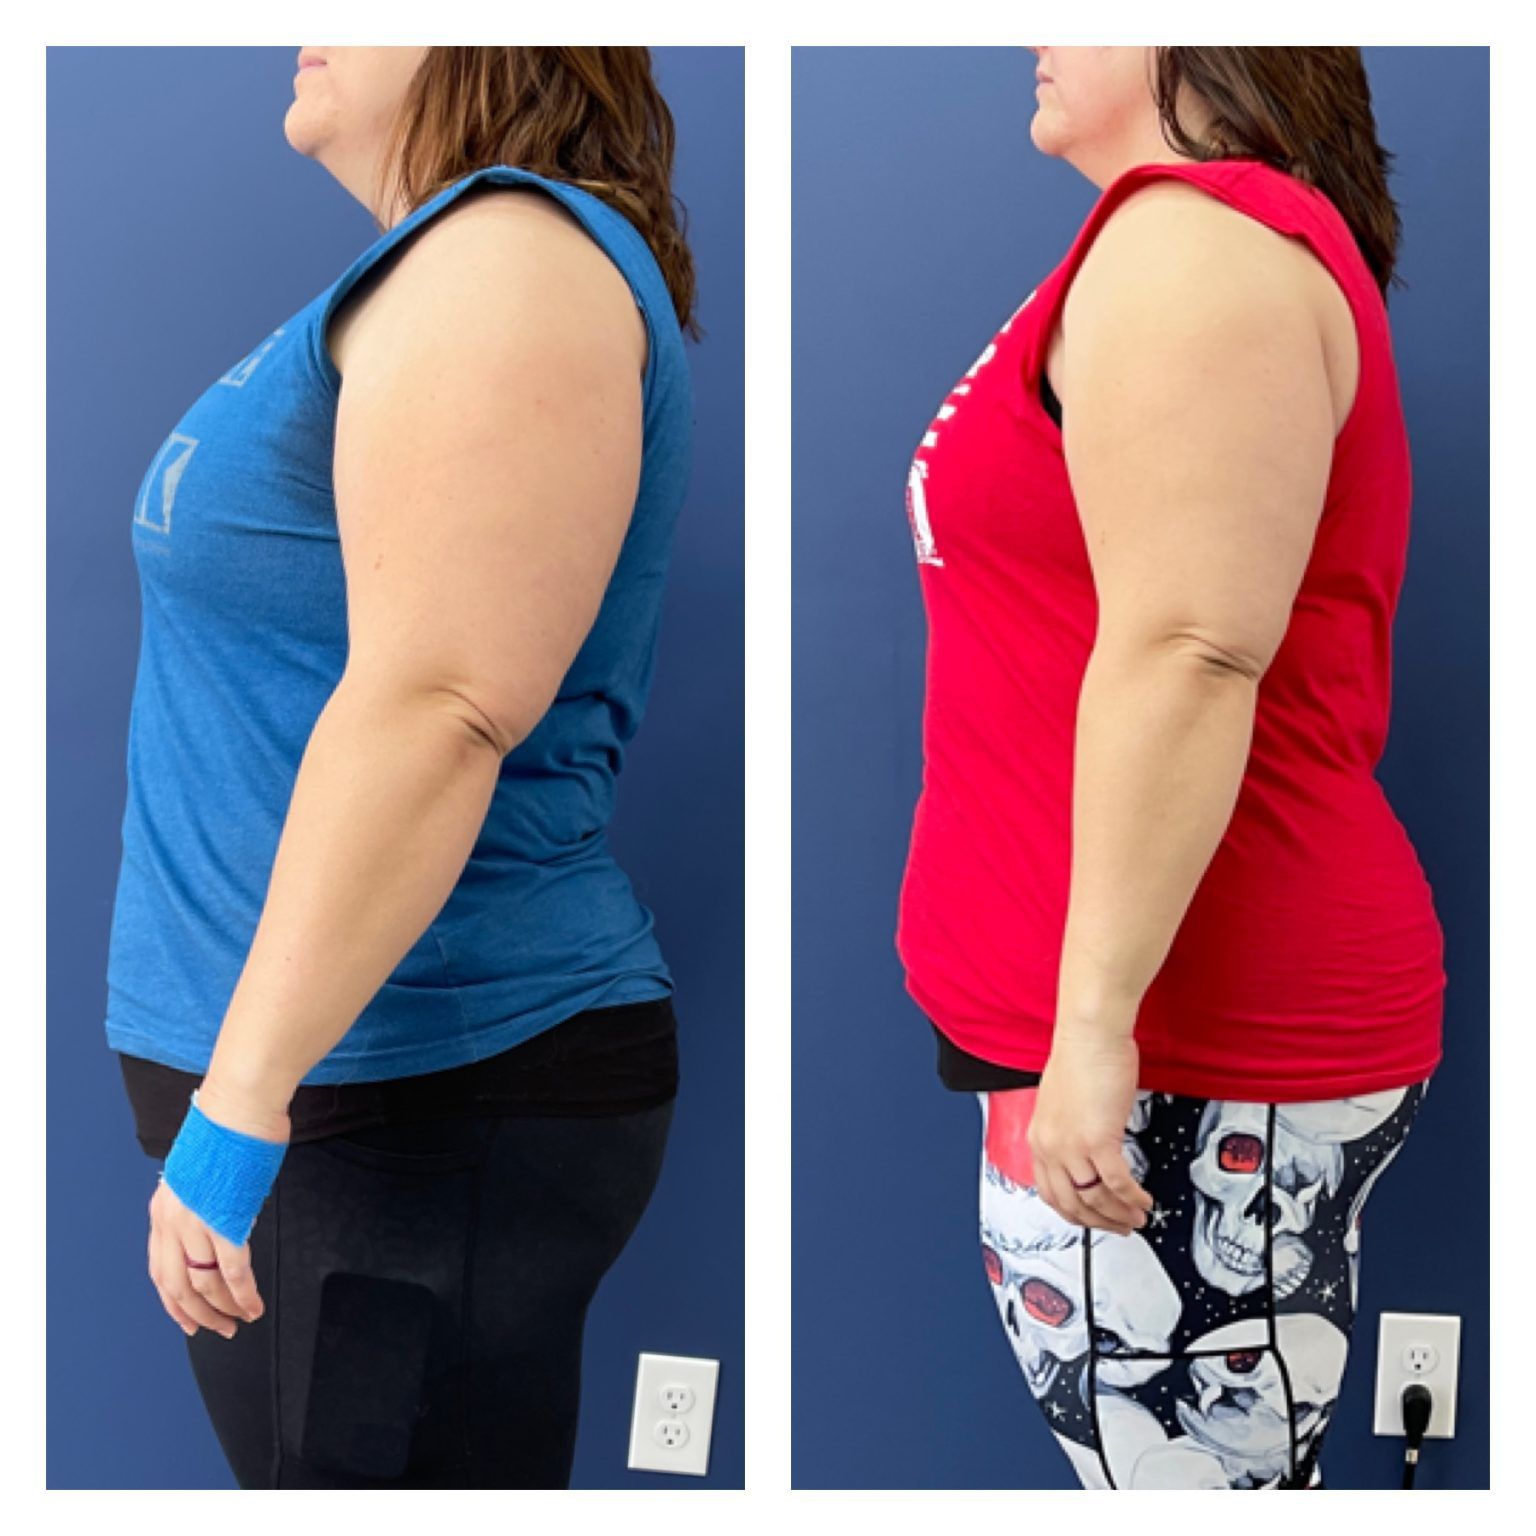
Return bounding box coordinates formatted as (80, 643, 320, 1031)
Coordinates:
(104, 165, 693, 1084)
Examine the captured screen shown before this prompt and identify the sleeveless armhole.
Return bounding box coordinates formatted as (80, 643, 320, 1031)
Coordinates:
(306, 164, 665, 416)
(1020, 157, 1374, 453)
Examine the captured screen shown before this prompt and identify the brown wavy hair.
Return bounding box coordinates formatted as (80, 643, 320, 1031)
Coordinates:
(1151, 48, 1403, 298)
(374, 47, 698, 337)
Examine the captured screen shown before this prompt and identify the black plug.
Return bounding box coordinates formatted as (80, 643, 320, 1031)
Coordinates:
(1400, 1382, 1433, 1488)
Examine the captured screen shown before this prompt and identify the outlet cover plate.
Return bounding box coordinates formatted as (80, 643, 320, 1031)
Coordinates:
(1374, 1311, 1460, 1438)
(627, 1352, 720, 1477)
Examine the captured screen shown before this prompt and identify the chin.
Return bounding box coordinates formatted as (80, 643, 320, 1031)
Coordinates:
(1028, 111, 1068, 159)
(282, 101, 325, 158)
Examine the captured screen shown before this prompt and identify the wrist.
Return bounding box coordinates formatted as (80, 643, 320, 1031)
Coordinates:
(1054, 954, 1144, 1041)
(195, 1074, 294, 1144)
(162, 1089, 289, 1246)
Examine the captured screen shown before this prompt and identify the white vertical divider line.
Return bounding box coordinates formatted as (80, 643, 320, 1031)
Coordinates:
(1488, 34, 1511, 1501)
(742, 35, 793, 1497)
(17, 30, 45, 1510)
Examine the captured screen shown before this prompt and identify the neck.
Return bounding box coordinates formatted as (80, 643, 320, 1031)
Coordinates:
(323, 148, 407, 230)
(1071, 134, 1201, 193)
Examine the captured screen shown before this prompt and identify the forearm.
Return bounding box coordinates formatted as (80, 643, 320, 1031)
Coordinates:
(1056, 641, 1258, 1040)
(200, 674, 503, 1129)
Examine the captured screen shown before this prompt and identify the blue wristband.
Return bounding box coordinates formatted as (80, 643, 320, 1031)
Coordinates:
(161, 1089, 288, 1246)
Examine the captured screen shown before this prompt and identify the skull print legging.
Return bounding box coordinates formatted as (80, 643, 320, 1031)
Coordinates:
(977, 1076, 1431, 1489)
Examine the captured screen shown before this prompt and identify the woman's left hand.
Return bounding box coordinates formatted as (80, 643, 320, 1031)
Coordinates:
(1031, 1024, 1154, 1234)
(146, 1076, 286, 1338)
(147, 1177, 265, 1339)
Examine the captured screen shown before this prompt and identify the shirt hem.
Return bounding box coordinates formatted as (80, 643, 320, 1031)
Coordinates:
(105, 974, 674, 1086)
(920, 999, 1443, 1103)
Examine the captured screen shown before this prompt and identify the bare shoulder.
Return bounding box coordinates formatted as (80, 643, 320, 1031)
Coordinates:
(1062, 176, 1355, 433)
(413, 182, 638, 314)
(1069, 176, 1343, 339)
(331, 182, 647, 383)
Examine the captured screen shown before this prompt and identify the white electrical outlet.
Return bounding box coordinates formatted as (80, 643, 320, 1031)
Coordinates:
(1374, 1312, 1460, 1438)
(626, 1352, 719, 1477)
(652, 1418, 689, 1450)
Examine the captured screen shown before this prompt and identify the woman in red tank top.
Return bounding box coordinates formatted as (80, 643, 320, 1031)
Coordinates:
(897, 48, 1444, 1488)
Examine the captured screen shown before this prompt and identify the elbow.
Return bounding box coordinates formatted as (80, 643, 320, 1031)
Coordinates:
(424, 684, 534, 759)
(334, 666, 541, 758)
(1148, 625, 1271, 685)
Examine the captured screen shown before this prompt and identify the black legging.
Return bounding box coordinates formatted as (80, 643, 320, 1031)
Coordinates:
(180, 1103, 674, 1488)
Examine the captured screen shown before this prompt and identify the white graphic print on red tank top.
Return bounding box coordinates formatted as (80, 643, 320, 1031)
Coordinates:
(905, 288, 1037, 568)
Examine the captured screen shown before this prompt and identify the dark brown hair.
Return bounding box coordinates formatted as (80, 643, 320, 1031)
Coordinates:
(375, 47, 698, 337)
(1151, 48, 1403, 297)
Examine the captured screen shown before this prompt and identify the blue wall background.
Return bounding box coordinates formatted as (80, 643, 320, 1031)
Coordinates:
(791, 46, 1488, 1491)
(47, 46, 743, 1490)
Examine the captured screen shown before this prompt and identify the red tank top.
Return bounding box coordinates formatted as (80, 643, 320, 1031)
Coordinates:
(896, 157, 1445, 1102)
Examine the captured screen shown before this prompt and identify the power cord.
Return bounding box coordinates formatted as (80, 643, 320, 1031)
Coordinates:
(1400, 1382, 1433, 1488)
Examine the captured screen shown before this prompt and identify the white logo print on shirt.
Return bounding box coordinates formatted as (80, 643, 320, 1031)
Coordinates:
(906, 288, 1037, 568)
(134, 433, 198, 536)
(218, 326, 285, 388)
(135, 326, 287, 540)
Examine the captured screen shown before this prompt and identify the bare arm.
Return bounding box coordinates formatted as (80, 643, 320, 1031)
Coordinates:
(1027, 184, 1346, 1229)
(196, 189, 647, 1137)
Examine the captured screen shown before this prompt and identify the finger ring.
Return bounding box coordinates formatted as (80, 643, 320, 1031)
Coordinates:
(185, 1257, 220, 1270)
(1071, 1174, 1102, 1190)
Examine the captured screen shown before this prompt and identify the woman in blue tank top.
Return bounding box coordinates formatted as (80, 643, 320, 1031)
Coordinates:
(107, 48, 699, 1487)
